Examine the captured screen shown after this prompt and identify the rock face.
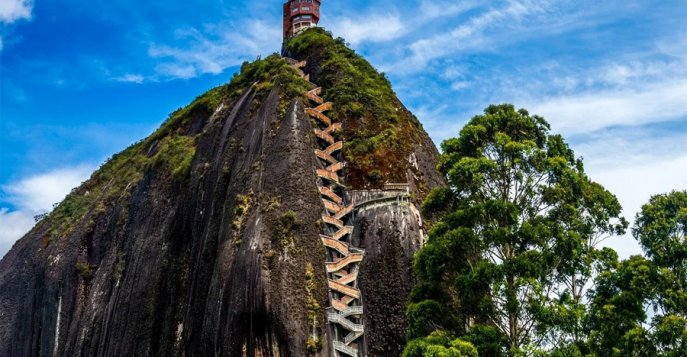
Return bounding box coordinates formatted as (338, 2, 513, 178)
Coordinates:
(0, 29, 444, 357)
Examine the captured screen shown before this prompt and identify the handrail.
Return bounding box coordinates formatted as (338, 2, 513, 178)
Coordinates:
(321, 237, 350, 255)
(313, 102, 333, 112)
(333, 226, 354, 240)
(317, 169, 340, 184)
(325, 122, 342, 133)
(324, 141, 343, 155)
(354, 194, 411, 211)
(314, 128, 335, 144)
(322, 215, 344, 228)
(345, 330, 365, 345)
(328, 280, 361, 298)
(323, 199, 342, 213)
(306, 108, 332, 126)
(327, 162, 345, 173)
(334, 271, 358, 285)
(333, 341, 358, 357)
(332, 296, 354, 311)
(315, 149, 338, 165)
(334, 204, 354, 220)
(326, 253, 364, 273)
(328, 312, 364, 332)
(338, 305, 363, 317)
(319, 186, 343, 204)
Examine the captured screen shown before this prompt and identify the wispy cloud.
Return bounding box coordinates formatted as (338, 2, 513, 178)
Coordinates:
(148, 20, 281, 80)
(392, 0, 551, 72)
(0, 0, 32, 23)
(0, 165, 93, 258)
(527, 78, 687, 135)
(328, 12, 405, 46)
(0, 0, 32, 52)
(113, 73, 145, 84)
(2, 165, 93, 212)
(580, 130, 687, 258)
(418, 0, 479, 20)
(0, 208, 34, 258)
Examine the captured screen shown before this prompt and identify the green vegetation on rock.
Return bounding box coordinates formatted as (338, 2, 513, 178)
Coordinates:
(276, 210, 303, 248)
(305, 263, 323, 355)
(41, 53, 311, 243)
(285, 28, 427, 188)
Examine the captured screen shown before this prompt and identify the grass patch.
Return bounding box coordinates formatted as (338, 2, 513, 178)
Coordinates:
(276, 210, 302, 248)
(232, 193, 253, 231)
(75, 262, 94, 280)
(305, 263, 323, 355)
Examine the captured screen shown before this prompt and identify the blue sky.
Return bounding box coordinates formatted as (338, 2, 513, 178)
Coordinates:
(1, 0, 687, 257)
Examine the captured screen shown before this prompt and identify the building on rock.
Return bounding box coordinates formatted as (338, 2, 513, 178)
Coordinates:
(283, 0, 321, 39)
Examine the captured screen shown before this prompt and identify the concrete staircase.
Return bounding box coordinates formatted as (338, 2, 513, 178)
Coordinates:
(286, 57, 366, 356)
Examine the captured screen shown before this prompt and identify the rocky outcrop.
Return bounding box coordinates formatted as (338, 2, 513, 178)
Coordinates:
(0, 29, 445, 357)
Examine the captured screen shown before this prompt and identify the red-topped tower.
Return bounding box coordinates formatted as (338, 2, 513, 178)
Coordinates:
(283, 0, 321, 39)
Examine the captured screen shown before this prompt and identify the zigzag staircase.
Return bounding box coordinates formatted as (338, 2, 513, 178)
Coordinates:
(285, 57, 365, 357)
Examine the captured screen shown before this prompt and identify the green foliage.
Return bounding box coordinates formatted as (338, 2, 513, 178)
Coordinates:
(306, 336, 322, 354)
(151, 135, 197, 178)
(228, 54, 310, 112)
(304, 263, 322, 322)
(582, 191, 687, 356)
(403, 331, 478, 357)
(232, 193, 252, 230)
(285, 28, 426, 188)
(407, 300, 461, 340)
(276, 210, 302, 248)
(633, 191, 687, 315)
(304, 263, 323, 355)
(586, 255, 658, 355)
(409, 104, 628, 355)
(75, 262, 94, 280)
(261, 194, 281, 212)
(464, 325, 508, 357)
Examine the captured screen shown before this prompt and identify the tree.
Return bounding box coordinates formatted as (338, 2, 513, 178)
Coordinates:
(632, 191, 687, 355)
(633, 191, 687, 317)
(403, 331, 479, 357)
(586, 255, 658, 356)
(584, 191, 687, 356)
(408, 104, 626, 355)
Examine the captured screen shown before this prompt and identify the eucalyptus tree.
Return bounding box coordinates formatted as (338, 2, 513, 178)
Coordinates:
(408, 104, 626, 355)
(631, 191, 687, 355)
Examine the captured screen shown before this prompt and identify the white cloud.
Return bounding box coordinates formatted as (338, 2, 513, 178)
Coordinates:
(419, 0, 478, 20)
(585, 150, 687, 259)
(0, 166, 93, 259)
(113, 73, 145, 84)
(328, 13, 406, 46)
(399, 0, 545, 70)
(0, 0, 32, 23)
(527, 78, 687, 135)
(149, 20, 281, 80)
(0, 209, 35, 258)
(3, 166, 93, 212)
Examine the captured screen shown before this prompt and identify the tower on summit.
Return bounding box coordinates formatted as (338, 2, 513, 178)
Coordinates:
(283, 0, 321, 39)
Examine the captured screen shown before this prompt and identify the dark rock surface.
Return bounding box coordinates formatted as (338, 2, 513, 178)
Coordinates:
(0, 35, 445, 357)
